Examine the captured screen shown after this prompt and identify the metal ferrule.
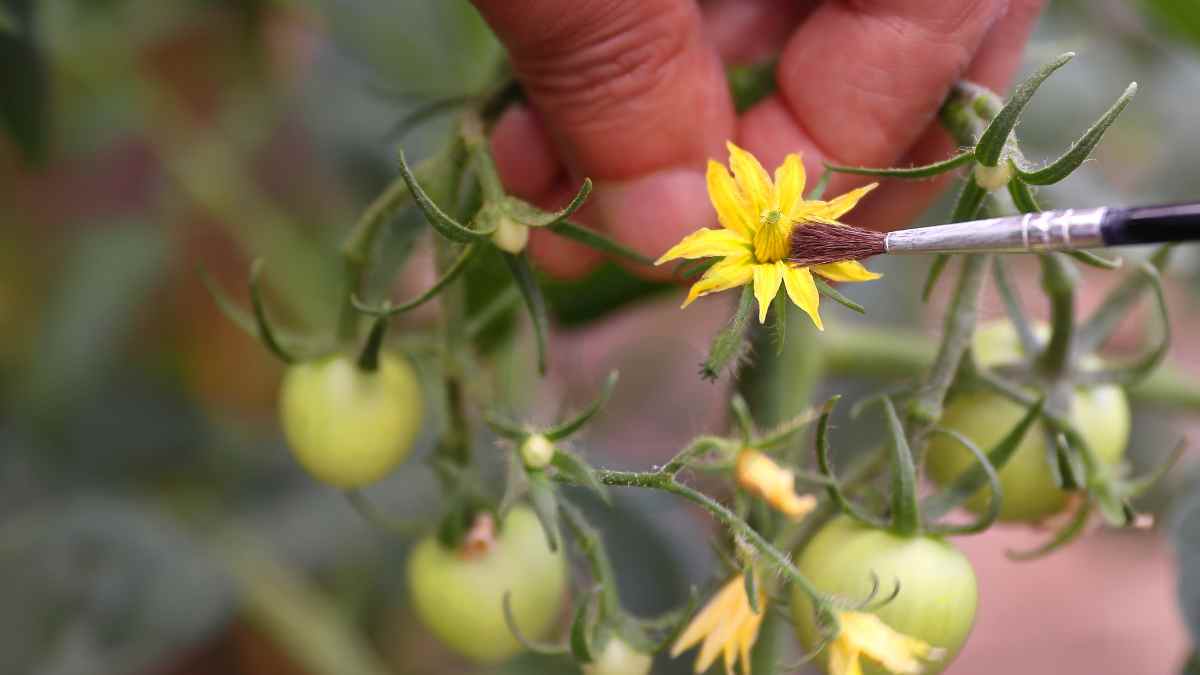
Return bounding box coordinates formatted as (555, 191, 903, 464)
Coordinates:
(884, 207, 1109, 255)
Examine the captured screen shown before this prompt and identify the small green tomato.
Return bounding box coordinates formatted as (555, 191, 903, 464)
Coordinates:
(926, 320, 1131, 521)
(520, 434, 556, 470)
(407, 507, 567, 664)
(582, 636, 653, 675)
(792, 517, 978, 675)
(279, 352, 422, 488)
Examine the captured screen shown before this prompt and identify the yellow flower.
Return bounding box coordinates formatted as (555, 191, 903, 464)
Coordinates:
(671, 575, 765, 675)
(656, 142, 881, 329)
(827, 611, 944, 675)
(735, 449, 817, 520)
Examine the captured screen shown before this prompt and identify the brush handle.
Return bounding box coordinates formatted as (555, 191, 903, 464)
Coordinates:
(1101, 203, 1200, 246)
(884, 202, 1200, 255)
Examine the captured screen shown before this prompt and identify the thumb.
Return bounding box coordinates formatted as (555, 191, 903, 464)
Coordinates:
(472, 0, 735, 261)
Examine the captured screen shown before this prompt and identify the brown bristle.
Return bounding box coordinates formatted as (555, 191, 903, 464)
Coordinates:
(788, 221, 886, 267)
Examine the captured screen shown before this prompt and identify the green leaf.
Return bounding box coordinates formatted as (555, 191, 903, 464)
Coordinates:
(825, 150, 974, 179)
(1124, 438, 1186, 498)
(550, 449, 610, 504)
(814, 397, 888, 528)
(1006, 175, 1041, 214)
(510, 179, 592, 228)
(502, 251, 550, 375)
(0, 5, 17, 34)
(727, 59, 777, 113)
(1077, 244, 1173, 354)
(991, 259, 1039, 356)
(1066, 249, 1123, 270)
(352, 243, 477, 317)
(398, 149, 488, 243)
(923, 398, 1043, 523)
(498, 451, 531, 517)
(806, 167, 833, 201)
(546, 218, 652, 266)
(975, 52, 1074, 166)
(502, 591, 567, 655)
(544, 371, 619, 441)
(1013, 82, 1138, 186)
(249, 259, 299, 364)
(700, 285, 754, 381)
(483, 411, 528, 441)
(813, 277, 865, 314)
(569, 589, 599, 663)
(1077, 262, 1170, 387)
(527, 471, 561, 552)
(881, 397, 920, 536)
(730, 394, 757, 444)
(924, 428, 1004, 536)
(1006, 497, 1091, 561)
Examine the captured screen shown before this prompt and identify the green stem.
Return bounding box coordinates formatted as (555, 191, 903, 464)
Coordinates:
(1037, 254, 1077, 376)
(584, 470, 826, 604)
(559, 502, 623, 619)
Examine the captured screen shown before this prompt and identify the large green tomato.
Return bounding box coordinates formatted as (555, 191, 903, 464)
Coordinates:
(407, 507, 567, 664)
(926, 320, 1130, 521)
(792, 517, 977, 675)
(279, 352, 422, 488)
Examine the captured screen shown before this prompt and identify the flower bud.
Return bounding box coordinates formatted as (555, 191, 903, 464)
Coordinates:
(583, 636, 653, 675)
(972, 161, 1013, 191)
(520, 434, 556, 470)
(735, 449, 816, 520)
(492, 215, 530, 254)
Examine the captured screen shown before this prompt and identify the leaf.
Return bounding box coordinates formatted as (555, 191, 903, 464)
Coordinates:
(923, 398, 1043, 523)
(1007, 497, 1091, 561)
(502, 591, 567, 655)
(569, 588, 599, 663)
(544, 371, 619, 441)
(824, 150, 975, 179)
(881, 397, 920, 535)
(813, 277, 865, 314)
(700, 285, 754, 381)
(502, 251, 550, 375)
(351, 243, 477, 317)
(1013, 82, 1138, 186)
(975, 52, 1074, 166)
(1076, 262, 1171, 387)
(551, 449, 610, 504)
(1077, 244, 1173, 354)
(813, 397, 888, 528)
(806, 166, 833, 201)
(546, 219, 652, 265)
(527, 471, 561, 552)
(1067, 249, 1123, 270)
(398, 149, 488, 243)
(510, 179, 592, 228)
(249, 259, 299, 364)
(1006, 175, 1041, 214)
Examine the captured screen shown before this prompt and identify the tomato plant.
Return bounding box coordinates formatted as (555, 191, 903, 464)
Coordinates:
(406, 507, 567, 664)
(582, 636, 654, 675)
(279, 352, 423, 488)
(792, 516, 978, 675)
(926, 320, 1131, 521)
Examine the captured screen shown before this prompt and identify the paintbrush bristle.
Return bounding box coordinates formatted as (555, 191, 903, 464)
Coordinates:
(788, 221, 886, 267)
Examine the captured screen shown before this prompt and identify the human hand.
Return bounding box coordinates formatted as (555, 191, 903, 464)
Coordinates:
(472, 0, 1045, 279)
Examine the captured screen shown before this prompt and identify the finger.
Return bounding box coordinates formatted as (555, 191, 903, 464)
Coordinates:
(491, 103, 562, 200)
(739, 0, 1006, 180)
(701, 0, 818, 64)
(471, 0, 735, 260)
(828, 0, 1049, 231)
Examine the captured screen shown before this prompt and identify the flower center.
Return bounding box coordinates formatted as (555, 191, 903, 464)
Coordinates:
(753, 209, 790, 262)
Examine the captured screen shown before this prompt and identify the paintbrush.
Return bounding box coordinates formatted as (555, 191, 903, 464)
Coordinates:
(788, 202, 1200, 267)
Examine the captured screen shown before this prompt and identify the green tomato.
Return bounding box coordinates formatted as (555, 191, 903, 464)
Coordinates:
(792, 517, 977, 675)
(407, 507, 567, 664)
(582, 636, 653, 675)
(279, 352, 422, 488)
(926, 320, 1130, 521)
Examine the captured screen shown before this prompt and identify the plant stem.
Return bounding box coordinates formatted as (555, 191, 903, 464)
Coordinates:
(1037, 253, 1078, 376)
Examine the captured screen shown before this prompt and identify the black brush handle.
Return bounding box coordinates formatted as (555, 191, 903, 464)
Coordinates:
(1101, 202, 1200, 246)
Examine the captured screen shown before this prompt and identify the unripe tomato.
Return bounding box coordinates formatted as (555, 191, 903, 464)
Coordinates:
(926, 320, 1130, 521)
(582, 636, 653, 675)
(792, 517, 977, 675)
(407, 507, 567, 664)
(279, 352, 422, 488)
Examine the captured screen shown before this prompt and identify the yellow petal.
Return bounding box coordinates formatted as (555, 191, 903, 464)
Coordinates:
(781, 264, 823, 331)
(774, 153, 806, 216)
(655, 227, 751, 265)
(726, 141, 773, 220)
(738, 605, 764, 675)
(828, 640, 863, 675)
(707, 160, 757, 237)
(838, 612, 938, 675)
(812, 260, 882, 283)
(671, 581, 741, 657)
(681, 255, 754, 308)
(807, 183, 878, 222)
(695, 602, 745, 673)
(752, 263, 783, 323)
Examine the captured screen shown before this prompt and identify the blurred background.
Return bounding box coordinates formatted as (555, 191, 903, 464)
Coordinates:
(2, 0, 1200, 673)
